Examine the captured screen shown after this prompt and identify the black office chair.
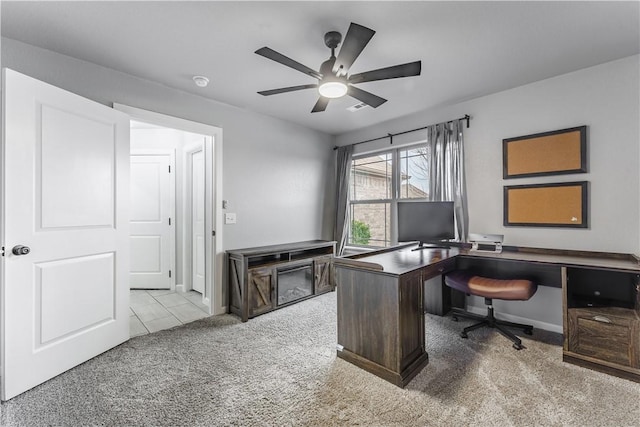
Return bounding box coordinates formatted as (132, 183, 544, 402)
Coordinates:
(444, 270, 538, 350)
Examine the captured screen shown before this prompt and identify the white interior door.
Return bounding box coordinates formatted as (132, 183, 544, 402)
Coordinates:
(191, 149, 205, 294)
(130, 154, 174, 289)
(1, 69, 130, 400)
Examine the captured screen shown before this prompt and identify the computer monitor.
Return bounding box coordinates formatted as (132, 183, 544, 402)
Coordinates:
(397, 201, 455, 249)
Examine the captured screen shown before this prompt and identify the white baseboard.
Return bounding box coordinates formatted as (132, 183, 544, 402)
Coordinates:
(213, 304, 228, 316)
(465, 306, 563, 334)
(175, 283, 186, 293)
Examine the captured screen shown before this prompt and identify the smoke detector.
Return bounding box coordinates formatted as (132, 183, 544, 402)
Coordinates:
(192, 76, 210, 88)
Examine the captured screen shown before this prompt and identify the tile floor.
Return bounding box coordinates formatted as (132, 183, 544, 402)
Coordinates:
(129, 289, 209, 337)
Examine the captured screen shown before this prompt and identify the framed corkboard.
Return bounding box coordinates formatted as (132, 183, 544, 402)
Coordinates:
(503, 126, 586, 179)
(504, 181, 588, 228)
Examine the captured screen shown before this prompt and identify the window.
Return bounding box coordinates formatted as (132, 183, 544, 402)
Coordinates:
(399, 147, 429, 199)
(348, 145, 430, 248)
(350, 153, 392, 201)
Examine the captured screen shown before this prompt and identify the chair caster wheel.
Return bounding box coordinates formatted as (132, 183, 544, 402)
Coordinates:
(451, 316, 459, 322)
(513, 343, 523, 350)
(460, 331, 468, 339)
(524, 328, 533, 335)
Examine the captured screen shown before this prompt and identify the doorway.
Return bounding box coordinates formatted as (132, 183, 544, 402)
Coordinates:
(116, 104, 225, 323)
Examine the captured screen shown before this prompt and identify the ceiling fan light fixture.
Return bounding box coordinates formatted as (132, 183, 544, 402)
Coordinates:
(318, 80, 348, 98)
(256, 22, 420, 112)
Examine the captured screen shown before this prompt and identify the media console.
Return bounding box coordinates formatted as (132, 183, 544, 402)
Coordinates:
(335, 244, 640, 386)
(227, 240, 335, 322)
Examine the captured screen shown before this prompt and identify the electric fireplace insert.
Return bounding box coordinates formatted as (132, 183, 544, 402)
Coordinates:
(277, 264, 313, 306)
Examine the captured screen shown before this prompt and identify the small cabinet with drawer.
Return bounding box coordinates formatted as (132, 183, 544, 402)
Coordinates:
(564, 267, 640, 381)
(567, 307, 639, 368)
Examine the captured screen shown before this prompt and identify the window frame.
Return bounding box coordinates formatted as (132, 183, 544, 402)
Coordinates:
(347, 142, 429, 249)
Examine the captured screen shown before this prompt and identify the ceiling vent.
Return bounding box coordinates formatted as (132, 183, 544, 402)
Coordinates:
(347, 102, 369, 112)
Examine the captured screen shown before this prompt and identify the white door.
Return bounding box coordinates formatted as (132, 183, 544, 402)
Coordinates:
(191, 149, 205, 294)
(1, 69, 130, 401)
(130, 154, 174, 289)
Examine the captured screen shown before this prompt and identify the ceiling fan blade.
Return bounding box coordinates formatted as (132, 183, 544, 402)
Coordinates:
(258, 84, 318, 96)
(349, 61, 422, 84)
(333, 23, 375, 74)
(348, 85, 387, 108)
(311, 97, 330, 113)
(255, 47, 322, 80)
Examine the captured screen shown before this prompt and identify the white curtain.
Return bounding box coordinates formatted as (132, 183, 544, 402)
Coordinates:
(427, 119, 469, 242)
(334, 145, 354, 255)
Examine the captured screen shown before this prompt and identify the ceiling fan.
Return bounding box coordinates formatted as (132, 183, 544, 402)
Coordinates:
(255, 22, 422, 113)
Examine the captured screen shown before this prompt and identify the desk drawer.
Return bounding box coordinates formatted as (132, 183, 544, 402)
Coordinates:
(421, 258, 457, 316)
(568, 308, 640, 368)
(422, 258, 456, 281)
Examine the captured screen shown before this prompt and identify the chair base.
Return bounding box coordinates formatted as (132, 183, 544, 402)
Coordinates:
(451, 304, 533, 350)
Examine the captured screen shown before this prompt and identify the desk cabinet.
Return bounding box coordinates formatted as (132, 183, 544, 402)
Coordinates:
(567, 307, 639, 368)
(564, 267, 640, 382)
(335, 247, 457, 387)
(336, 267, 427, 387)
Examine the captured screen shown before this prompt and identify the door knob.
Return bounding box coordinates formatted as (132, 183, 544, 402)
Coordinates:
(12, 245, 30, 256)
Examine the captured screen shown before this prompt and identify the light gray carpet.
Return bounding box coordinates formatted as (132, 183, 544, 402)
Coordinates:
(1, 291, 639, 426)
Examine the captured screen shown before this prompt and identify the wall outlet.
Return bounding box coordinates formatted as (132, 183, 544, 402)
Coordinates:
(225, 213, 237, 224)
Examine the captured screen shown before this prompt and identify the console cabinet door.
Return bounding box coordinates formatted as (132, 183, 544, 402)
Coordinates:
(314, 256, 333, 294)
(248, 268, 274, 317)
(228, 257, 244, 313)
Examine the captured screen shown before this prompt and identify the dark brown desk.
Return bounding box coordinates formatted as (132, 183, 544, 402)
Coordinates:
(334, 244, 640, 386)
(334, 245, 459, 387)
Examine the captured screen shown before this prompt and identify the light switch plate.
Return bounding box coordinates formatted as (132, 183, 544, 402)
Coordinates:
(225, 213, 237, 224)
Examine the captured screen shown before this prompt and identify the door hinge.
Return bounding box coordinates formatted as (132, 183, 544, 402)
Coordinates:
(168, 165, 171, 173)
(212, 230, 216, 237)
(1, 246, 4, 257)
(169, 217, 171, 226)
(169, 270, 172, 278)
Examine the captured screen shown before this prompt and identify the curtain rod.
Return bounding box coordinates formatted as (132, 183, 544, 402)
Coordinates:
(333, 114, 470, 151)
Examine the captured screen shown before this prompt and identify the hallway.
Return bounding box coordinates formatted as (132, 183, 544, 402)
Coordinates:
(129, 289, 209, 337)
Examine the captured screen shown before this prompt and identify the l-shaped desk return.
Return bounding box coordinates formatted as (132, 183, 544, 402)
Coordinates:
(334, 244, 640, 387)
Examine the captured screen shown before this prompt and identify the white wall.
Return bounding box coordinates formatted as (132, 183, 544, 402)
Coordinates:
(338, 55, 640, 254)
(1, 38, 336, 253)
(336, 55, 640, 332)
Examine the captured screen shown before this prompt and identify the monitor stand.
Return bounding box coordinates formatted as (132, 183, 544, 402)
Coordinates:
(411, 242, 450, 251)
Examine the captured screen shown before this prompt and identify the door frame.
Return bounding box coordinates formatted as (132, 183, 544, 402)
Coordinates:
(114, 104, 224, 315)
(130, 149, 177, 290)
(183, 141, 205, 294)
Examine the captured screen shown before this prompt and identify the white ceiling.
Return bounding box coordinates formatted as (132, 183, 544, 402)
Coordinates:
(2, 1, 638, 136)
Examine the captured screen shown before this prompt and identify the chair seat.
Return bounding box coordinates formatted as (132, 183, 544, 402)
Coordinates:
(445, 270, 537, 301)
